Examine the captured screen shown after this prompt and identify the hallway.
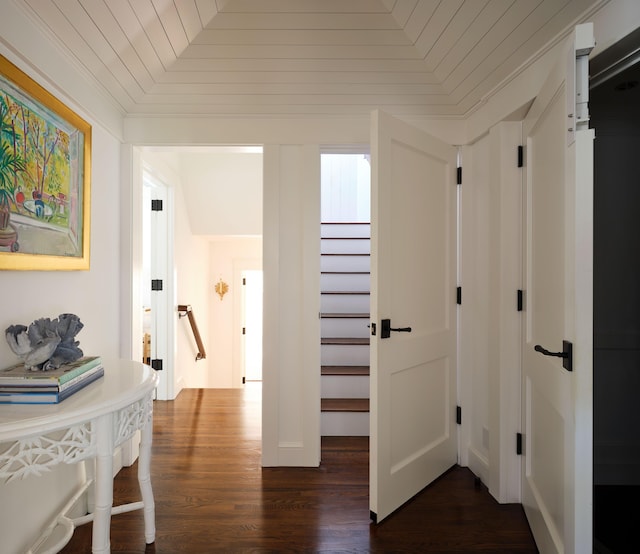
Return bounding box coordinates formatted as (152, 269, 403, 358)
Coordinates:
(61, 385, 537, 553)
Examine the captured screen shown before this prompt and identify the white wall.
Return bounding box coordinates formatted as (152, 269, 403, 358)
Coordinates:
(262, 144, 321, 467)
(0, 9, 124, 547)
(459, 123, 523, 504)
(180, 151, 263, 236)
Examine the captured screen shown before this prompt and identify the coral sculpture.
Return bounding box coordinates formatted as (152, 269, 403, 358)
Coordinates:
(5, 313, 84, 371)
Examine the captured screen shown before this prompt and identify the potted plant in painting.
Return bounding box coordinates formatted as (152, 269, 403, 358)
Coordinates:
(0, 96, 25, 231)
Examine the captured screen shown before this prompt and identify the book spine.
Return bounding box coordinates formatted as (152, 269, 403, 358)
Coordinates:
(58, 364, 104, 392)
(58, 357, 103, 385)
(57, 368, 104, 401)
(0, 389, 58, 403)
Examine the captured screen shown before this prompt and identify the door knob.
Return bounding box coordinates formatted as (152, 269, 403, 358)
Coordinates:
(534, 340, 572, 372)
(380, 319, 412, 339)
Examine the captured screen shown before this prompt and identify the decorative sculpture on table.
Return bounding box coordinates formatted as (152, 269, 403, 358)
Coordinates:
(5, 313, 84, 371)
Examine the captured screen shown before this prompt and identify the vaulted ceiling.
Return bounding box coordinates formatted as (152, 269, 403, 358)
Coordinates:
(16, 0, 606, 118)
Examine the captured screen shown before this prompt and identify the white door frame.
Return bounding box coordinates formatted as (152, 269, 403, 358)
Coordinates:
(143, 169, 175, 400)
(120, 146, 176, 400)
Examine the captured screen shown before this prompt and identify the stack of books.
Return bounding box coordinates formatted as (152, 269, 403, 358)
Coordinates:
(0, 356, 104, 404)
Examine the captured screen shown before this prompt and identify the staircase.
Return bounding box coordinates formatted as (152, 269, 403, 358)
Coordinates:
(320, 222, 370, 436)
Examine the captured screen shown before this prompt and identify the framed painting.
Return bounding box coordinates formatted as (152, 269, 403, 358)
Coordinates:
(0, 54, 91, 270)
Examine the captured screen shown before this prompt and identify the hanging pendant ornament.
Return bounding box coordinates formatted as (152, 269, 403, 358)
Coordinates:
(215, 278, 229, 301)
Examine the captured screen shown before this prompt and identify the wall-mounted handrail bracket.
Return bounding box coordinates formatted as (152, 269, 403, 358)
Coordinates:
(177, 304, 206, 361)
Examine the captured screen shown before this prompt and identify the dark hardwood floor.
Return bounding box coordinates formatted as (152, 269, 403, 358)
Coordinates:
(61, 385, 538, 553)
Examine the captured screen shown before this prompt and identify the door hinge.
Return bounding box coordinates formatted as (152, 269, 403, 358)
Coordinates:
(151, 199, 163, 211)
(242, 376, 246, 384)
(151, 279, 163, 291)
(516, 432, 523, 455)
(242, 327, 246, 335)
(517, 289, 524, 311)
(456, 286, 462, 305)
(243, 277, 246, 285)
(151, 359, 163, 371)
(456, 406, 462, 425)
(457, 166, 462, 185)
(517, 146, 524, 168)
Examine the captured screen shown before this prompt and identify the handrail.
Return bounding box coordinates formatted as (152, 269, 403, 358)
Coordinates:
(177, 304, 206, 361)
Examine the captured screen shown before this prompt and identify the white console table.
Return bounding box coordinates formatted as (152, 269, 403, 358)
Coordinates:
(0, 359, 158, 553)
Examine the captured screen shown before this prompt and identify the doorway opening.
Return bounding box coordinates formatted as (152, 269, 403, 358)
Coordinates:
(138, 146, 263, 393)
(590, 30, 640, 553)
(319, 152, 371, 436)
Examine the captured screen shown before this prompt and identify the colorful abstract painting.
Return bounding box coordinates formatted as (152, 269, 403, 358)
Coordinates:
(0, 54, 91, 270)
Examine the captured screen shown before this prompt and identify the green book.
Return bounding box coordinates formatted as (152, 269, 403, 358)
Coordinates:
(0, 356, 102, 386)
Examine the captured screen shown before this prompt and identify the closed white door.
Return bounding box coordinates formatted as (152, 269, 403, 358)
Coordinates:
(521, 24, 594, 554)
(369, 109, 458, 523)
(243, 270, 263, 381)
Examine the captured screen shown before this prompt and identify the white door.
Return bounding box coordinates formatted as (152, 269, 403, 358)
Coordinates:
(521, 24, 594, 554)
(369, 109, 458, 523)
(242, 270, 263, 381)
(144, 175, 173, 400)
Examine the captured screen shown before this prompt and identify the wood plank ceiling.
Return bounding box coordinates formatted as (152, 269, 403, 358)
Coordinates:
(16, 0, 606, 118)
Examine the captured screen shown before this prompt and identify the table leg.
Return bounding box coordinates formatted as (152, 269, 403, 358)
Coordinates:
(92, 414, 113, 553)
(138, 414, 156, 543)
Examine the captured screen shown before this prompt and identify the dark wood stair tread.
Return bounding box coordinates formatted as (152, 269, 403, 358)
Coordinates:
(321, 365, 370, 376)
(321, 291, 370, 295)
(321, 312, 369, 319)
(321, 398, 370, 412)
(321, 271, 370, 274)
(321, 337, 369, 345)
(321, 253, 370, 256)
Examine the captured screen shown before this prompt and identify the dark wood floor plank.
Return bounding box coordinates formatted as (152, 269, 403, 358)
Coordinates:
(61, 386, 538, 553)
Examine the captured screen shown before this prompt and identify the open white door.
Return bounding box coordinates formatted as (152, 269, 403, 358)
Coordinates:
(522, 24, 594, 553)
(369, 110, 458, 523)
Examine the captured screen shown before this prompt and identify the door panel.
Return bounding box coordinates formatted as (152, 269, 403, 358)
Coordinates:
(522, 24, 594, 554)
(370, 110, 457, 523)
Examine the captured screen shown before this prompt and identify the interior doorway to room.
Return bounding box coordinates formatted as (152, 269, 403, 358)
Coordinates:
(139, 146, 263, 392)
(319, 152, 371, 437)
(242, 269, 263, 382)
(590, 35, 640, 553)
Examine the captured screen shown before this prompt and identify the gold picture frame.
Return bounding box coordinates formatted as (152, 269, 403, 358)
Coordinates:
(0, 54, 91, 270)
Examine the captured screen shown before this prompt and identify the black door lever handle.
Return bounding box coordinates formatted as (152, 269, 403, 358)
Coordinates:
(534, 340, 573, 372)
(534, 345, 566, 358)
(380, 319, 412, 339)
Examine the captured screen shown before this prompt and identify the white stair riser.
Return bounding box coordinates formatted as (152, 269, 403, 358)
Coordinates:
(321, 255, 370, 273)
(321, 344, 369, 366)
(320, 222, 371, 437)
(321, 238, 370, 255)
(321, 224, 370, 239)
(321, 294, 370, 313)
(322, 375, 369, 398)
(321, 273, 370, 292)
(321, 318, 370, 338)
(321, 412, 369, 436)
